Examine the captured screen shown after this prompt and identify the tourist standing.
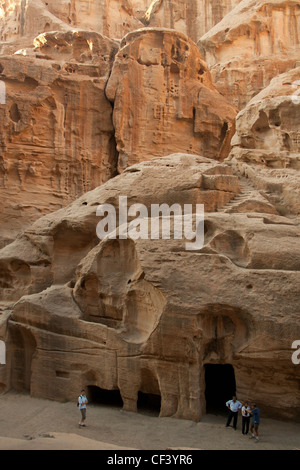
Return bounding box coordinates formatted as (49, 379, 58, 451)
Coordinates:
(78, 389, 88, 427)
(241, 401, 251, 435)
(225, 396, 242, 430)
(248, 403, 260, 442)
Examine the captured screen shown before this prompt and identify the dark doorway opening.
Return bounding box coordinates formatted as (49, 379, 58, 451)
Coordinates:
(137, 392, 161, 417)
(204, 364, 236, 415)
(87, 386, 123, 408)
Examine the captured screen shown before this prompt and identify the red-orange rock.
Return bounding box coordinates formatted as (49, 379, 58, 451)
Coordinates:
(0, 30, 119, 247)
(106, 28, 238, 172)
(0, 0, 299, 429)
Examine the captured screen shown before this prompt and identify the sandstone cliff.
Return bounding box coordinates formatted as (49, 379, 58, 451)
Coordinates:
(198, 0, 300, 109)
(0, 0, 299, 425)
(0, 30, 119, 247)
(227, 67, 300, 216)
(106, 28, 237, 171)
(141, 0, 242, 42)
(0, 0, 241, 48)
(0, 155, 299, 421)
(0, 22, 238, 246)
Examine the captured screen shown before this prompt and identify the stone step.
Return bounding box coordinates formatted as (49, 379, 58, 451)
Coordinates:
(217, 176, 268, 212)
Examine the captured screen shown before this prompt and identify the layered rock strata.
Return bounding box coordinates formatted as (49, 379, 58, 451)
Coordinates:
(0, 24, 239, 247)
(0, 0, 299, 425)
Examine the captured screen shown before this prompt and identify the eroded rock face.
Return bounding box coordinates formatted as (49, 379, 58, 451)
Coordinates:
(43, 0, 146, 40)
(0, 0, 73, 53)
(0, 154, 299, 421)
(0, 30, 119, 247)
(0, 0, 241, 50)
(0, 23, 241, 247)
(142, 0, 241, 41)
(106, 28, 237, 171)
(0, 0, 299, 425)
(198, 0, 300, 109)
(0, 154, 242, 302)
(73, 238, 166, 343)
(0, 0, 142, 46)
(227, 67, 300, 216)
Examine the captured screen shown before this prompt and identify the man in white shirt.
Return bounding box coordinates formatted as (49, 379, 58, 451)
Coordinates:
(225, 396, 242, 430)
(78, 389, 88, 427)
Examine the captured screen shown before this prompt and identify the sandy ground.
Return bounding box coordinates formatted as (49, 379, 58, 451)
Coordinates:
(0, 391, 299, 450)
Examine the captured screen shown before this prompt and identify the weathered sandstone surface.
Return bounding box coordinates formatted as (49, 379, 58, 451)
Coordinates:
(0, 30, 119, 247)
(0, 25, 238, 245)
(0, 155, 242, 302)
(140, 0, 242, 42)
(0, 155, 299, 421)
(227, 67, 300, 216)
(106, 28, 237, 171)
(0, 0, 241, 50)
(0, 0, 73, 53)
(198, 0, 300, 109)
(0, 0, 299, 425)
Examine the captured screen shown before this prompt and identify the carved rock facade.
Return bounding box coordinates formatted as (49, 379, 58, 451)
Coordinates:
(0, 155, 299, 421)
(0, 1, 299, 424)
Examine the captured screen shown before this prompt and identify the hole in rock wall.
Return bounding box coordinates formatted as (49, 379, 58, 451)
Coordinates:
(55, 370, 70, 379)
(269, 108, 281, 128)
(10, 326, 37, 392)
(219, 122, 228, 150)
(204, 364, 236, 415)
(87, 385, 123, 408)
(137, 368, 161, 416)
(209, 230, 250, 268)
(9, 103, 21, 123)
(283, 133, 291, 151)
(52, 222, 98, 284)
(137, 392, 161, 417)
(252, 110, 269, 134)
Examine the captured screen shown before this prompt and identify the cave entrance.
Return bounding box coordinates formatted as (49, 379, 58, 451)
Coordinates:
(137, 392, 161, 417)
(204, 364, 236, 415)
(10, 326, 37, 392)
(87, 386, 123, 408)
